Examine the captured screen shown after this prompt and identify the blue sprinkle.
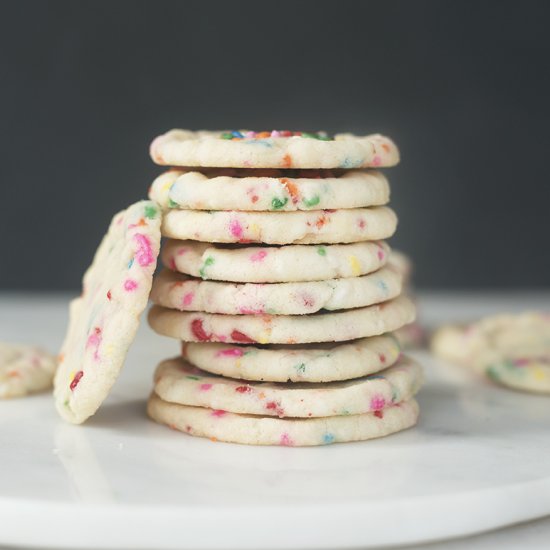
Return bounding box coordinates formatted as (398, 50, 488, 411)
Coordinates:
(366, 374, 384, 380)
(127, 258, 134, 269)
(377, 280, 388, 293)
(245, 139, 273, 148)
(323, 433, 335, 444)
(340, 157, 360, 169)
(231, 130, 244, 138)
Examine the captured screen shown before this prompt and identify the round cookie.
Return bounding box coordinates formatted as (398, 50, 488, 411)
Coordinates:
(182, 334, 401, 383)
(150, 129, 400, 170)
(153, 355, 423, 418)
(162, 239, 390, 283)
(148, 295, 416, 345)
(0, 342, 57, 398)
(161, 206, 397, 245)
(147, 394, 419, 446)
(54, 201, 161, 424)
(149, 168, 390, 211)
(431, 312, 550, 394)
(150, 266, 403, 315)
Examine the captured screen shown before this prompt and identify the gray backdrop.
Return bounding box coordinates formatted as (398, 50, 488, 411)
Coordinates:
(1, 0, 549, 290)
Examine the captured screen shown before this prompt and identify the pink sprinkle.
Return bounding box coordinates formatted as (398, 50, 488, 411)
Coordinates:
(358, 218, 366, 229)
(134, 233, 155, 267)
(229, 219, 244, 239)
(124, 279, 138, 291)
(200, 383, 213, 391)
(271, 130, 281, 138)
(239, 306, 265, 314)
(169, 256, 176, 270)
(86, 327, 102, 361)
(177, 247, 188, 256)
(245, 131, 256, 138)
(211, 409, 226, 417)
(280, 433, 294, 446)
(371, 395, 386, 411)
(377, 247, 385, 261)
(250, 250, 268, 262)
(216, 348, 244, 358)
(182, 292, 194, 306)
(372, 155, 382, 166)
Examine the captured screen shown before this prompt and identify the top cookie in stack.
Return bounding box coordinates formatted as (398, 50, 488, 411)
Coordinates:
(146, 129, 422, 446)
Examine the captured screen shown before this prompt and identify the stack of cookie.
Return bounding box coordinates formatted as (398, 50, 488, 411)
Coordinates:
(146, 129, 423, 446)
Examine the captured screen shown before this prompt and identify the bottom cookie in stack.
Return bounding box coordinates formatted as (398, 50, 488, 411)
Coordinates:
(146, 343, 423, 446)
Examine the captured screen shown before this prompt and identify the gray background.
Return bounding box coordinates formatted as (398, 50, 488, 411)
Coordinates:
(1, 0, 549, 290)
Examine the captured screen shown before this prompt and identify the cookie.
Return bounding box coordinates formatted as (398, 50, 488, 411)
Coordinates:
(147, 393, 419, 446)
(161, 207, 396, 245)
(150, 265, 402, 315)
(153, 354, 422, 418)
(148, 295, 415, 344)
(54, 201, 161, 424)
(150, 129, 400, 170)
(0, 342, 57, 398)
(149, 168, 390, 211)
(182, 335, 401, 383)
(162, 239, 390, 283)
(431, 312, 550, 394)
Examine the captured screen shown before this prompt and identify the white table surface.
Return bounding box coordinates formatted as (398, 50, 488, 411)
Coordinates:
(1, 291, 549, 550)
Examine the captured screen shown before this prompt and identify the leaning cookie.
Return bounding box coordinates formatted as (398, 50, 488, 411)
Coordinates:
(148, 295, 415, 344)
(431, 312, 550, 394)
(161, 207, 397, 245)
(54, 201, 161, 424)
(182, 335, 401, 383)
(0, 342, 57, 398)
(147, 393, 419, 446)
(149, 168, 390, 211)
(153, 355, 422, 418)
(150, 266, 402, 315)
(163, 239, 390, 283)
(150, 129, 399, 170)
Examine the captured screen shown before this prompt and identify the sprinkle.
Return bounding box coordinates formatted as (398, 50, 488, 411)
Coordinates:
(303, 195, 320, 208)
(199, 383, 212, 391)
(106, 290, 112, 301)
(70, 370, 84, 391)
(221, 132, 233, 140)
(124, 279, 138, 291)
(134, 234, 155, 267)
(294, 363, 306, 374)
(191, 319, 211, 341)
(216, 348, 245, 358)
(127, 258, 134, 269)
(372, 155, 382, 166)
(231, 330, 256, 344)
(280, 433, 294, 446)
(144, 204, 157, 219)
(280, 178, 300, 204)
(377, 280, 389, 294)
(182, 292, 194, 306)
(168, 199, 178, 208)
(317, 246, 327, 256)
(322, 433, 335, 444)
(271, 197, 288, 210)
(232, 130, 244, 138)
(282, 154, 292, 168)
(185, 375, 201, 381)
(235, 385, 252, 393)
(229, 219, 244, 239)
(211, 409, 226, 417)
(250, 250, 268, 262)
(377, 247, 385, 261)
(370, 395, 387, 411)
(348, 255, 361, 276)
(199, 256, 215, 278)
(271, 130, 281, 138)
(374, 410, 384, 419)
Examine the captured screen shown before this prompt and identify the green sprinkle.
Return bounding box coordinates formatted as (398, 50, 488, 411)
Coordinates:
(486, 366, 500, 382)
(294, 363, 306, 374)
(199, 256, 215, 278)
(302, 195, 320, 208)
(185, 375, 201, 381)
(144, 204, 158, 219)
(271, 196, 288, 210)
(64, 399, 70, 408)
(168, 199, 178, 208)
(317, 246, 327, 256)
(221, 132, 233, 140)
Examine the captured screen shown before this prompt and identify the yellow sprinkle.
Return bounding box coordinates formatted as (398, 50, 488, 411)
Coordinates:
(533, 367, 547, 381)
(235, 359, 242, 370)
(250, 223, 261, 237)
(348, 255, 361, 276)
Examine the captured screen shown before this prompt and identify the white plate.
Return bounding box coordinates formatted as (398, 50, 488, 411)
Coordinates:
(1, 293, 549, 549)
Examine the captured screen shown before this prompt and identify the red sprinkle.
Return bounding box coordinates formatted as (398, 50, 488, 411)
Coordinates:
(374, 410, 384, 419)
(231, 330, 256, 343)
(106, 290, 112, 301)
(191, 319, 211, 341)
(379, 353, 386, 363)
(235, 385, 252, 393)
(70, 370, 84, 391)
